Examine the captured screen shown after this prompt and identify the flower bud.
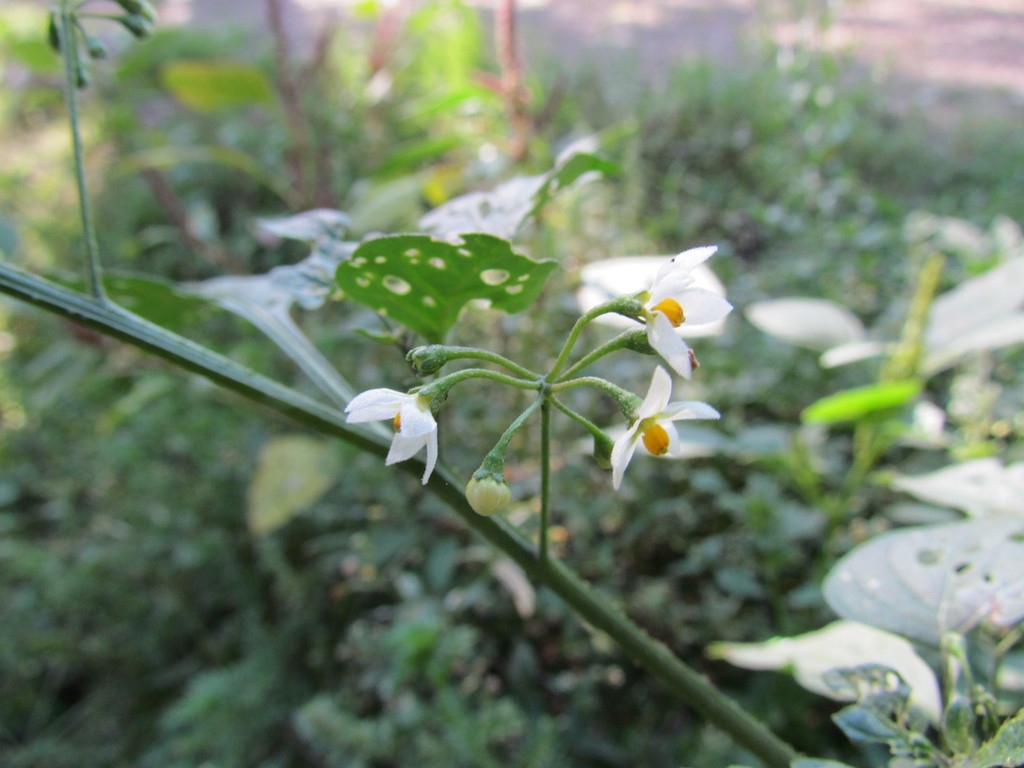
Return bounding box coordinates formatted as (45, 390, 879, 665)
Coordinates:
(84, 33, 108, 61)
(407, 345, 449, 376)
(592, 430, 614, 469)
(116, 0, 158, 23)
(117, 12, 153, 39)
(47, 12, 63, 53)
(466, 473, 511, 517)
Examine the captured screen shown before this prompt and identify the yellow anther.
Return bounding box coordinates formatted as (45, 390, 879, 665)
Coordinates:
(652, 298, 686, 327)
(641, 423, 670, 456)
(393, 413, 402, 433)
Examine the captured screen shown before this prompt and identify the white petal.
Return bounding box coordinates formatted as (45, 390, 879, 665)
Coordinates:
(345, 388, 406, 422)
(648, 313, 693, 378)
(660, 421, 683, 456)
(398, 398, 437, 438)
(611, 425, 642, 489)
(654, 245, 718, 283)
(385, 432, 428, 465)
(662, 400, 721, 421)
(421, 429, 438, 484)
(639, 365, 673, 417)
(675, 289, 733, 326)
(648, 274, 694, 306)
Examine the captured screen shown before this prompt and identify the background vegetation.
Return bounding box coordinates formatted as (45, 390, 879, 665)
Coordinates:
(1, 1, 1022, 766)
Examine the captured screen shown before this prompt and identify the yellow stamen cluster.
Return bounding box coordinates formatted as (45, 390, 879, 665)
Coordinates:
(641, 423, 670, 455)
(651, 298, 686, 327)
(393, 413, 402, 432)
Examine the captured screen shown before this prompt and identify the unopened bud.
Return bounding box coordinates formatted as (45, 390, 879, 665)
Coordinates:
(84, 33, 108, 60)
(407, 345, 449, 376)
(116, 0, 158, 23)
(117, 12, 153, 38)
(47, 12, 63, 53)
(592, 430, 614, 469)
(466, 473, 511, 517)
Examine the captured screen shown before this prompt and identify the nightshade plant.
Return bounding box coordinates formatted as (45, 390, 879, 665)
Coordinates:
(4, 4, 1024, 768)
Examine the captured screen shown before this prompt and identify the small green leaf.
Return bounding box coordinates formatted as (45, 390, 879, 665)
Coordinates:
(247, 436, 341, 535)
(801, 380, 921, 424)
(832, 704, 909, 746)
(972, 708, 1024, 768)
(160, 60, 274, 112)
(336, 233, 557, 342)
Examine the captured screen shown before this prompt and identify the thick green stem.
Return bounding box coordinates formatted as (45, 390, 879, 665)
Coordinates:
(539, 396, 551, 566)
(551, 376, 641, 417)
(59, 2, 105, 303)
(0, 263, 800, 768)
(422, 367, 540, 399)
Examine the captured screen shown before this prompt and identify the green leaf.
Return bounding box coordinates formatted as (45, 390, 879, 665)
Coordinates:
(419, 151, 619, 240)
(336, 233, 557, 342)
(832, 704, 909, 747)
(792, 760, 858, 768)
(801, 380, 921, 424)
(247, 435, 342, 535)
(972, 708, 1024, 768)
(160, 60, 274, 112)
(823, 517, 1024, 645)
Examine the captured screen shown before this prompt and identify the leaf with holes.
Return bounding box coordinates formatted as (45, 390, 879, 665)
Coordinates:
(336, 233, 557, 342)
(823, 518, 1024, 645)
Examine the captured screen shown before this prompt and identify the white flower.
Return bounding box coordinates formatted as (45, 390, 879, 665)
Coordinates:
(642, 246, 733, 378)
(610, 367, 720, 489)
(345, 388, 438, 484)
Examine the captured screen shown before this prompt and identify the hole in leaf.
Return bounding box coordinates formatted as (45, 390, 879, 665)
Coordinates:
(383, 276, 412, 295)
(356, 277, 370, 288)
(423, 296, 436, 307)
(506, 285, 524, 295)
(480, 269, 510, 286)
(375, 256, 387, 264)
(352, 257, 366, 267)
(429, 258, 446, 269)
(916, 549, 941, 566)
(517, 274, 530, 282)
(405, 249, 420, 258)
(457, 248, 471, 257)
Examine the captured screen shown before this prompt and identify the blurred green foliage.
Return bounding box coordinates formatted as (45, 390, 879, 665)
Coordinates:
(1, 1, 1023, 766)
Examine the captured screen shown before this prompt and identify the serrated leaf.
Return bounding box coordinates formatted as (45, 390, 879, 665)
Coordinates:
(247, 436, 341, 535)
(336, 233, 557, 342)
(746, 298, 866, 351)
(708, 620, 940, 722)
(971, 708, 1024, 768)
(823, 518, 1024, 645)
(161, 60, 274, 112)
(892, 459, 1024, 517)
(801, 380, 921, 424)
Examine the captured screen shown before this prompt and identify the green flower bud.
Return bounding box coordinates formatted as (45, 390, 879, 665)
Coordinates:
(75, 61, 90, 89)
(407, 345, 449, 376)
(47, 12, 63, 53)
(466, 472, 511, 517)
(592, 430, 614, 469)
(116, 0, 158, 23)
(83, 33, 108, 60)
(117, 12, 153, 39)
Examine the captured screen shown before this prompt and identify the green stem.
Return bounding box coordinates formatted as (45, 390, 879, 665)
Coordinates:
(558, 330, 637, 380)
(423, 367, 540, 397)
(0, 262, 800, 768)
(59, 2, 105, 303)
(551, 376, 640, 416)
(549, 301, 640, 379)
(488, 395, 543, 458)
(417, 345, 540, 379)
(539, 396, 551, 566)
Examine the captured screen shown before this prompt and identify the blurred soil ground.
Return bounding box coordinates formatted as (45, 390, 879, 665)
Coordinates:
(157, 0, 1024, 109)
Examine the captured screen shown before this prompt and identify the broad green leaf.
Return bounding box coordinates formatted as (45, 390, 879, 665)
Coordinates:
(336, 233, 557, 342)
(247, 435, 341, 535)
(419, 151, 619, 240)
(160, 60, 274, 112)
(801, 380, 921, 424)
(746, 298, 866, 351)
(708, 620, 940, 722)
(792, 761, 857, 768)
(971, 708, 1024, 768)
(823, 518, 1024, 645)
(892, 459, 1024, 517)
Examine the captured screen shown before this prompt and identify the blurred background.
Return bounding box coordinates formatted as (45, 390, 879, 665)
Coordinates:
(1, 1, 1023, 766)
